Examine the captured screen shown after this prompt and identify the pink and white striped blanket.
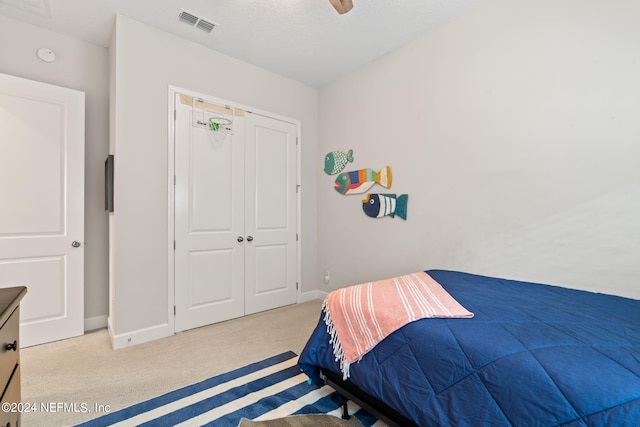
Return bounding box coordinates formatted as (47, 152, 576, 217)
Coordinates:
(323, 271, 474, 379)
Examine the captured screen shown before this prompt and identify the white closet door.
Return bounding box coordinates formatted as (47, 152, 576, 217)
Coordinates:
(244, 112, 298, 315)
(0, 73, 85, 347)
(174, 96, 245, 332)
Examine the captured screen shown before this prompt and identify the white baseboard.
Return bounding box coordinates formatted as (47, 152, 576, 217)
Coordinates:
(107, 317, 173, 350)
(299, 289, 329, 303)
(84, 315, 108, 332)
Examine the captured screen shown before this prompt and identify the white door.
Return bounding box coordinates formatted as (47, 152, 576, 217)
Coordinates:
(244, 112, 298, 315)
(0, 73, 85, 347)
(174, 95, 245, 332)
(173, 93, 298, 332)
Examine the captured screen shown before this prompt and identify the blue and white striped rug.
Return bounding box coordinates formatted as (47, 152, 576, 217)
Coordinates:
(76, 351, 382, 426)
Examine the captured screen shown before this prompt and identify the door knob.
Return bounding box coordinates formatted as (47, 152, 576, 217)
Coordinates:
(72, 241, 81, 248)
(237, 236, 244, 243)
(247, 236, 253, 242)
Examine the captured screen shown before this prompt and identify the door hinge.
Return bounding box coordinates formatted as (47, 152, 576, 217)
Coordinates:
(174, 109, 177, 121)
(296, 233, 299, 241)
(296, 282, 299, 290)
(174, 175, 176, 186)
(174, 305, 176, 316)
(173, 240, 176, 250)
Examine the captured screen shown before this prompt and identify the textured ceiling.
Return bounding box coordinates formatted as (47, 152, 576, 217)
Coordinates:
(0, 0, 484, 87)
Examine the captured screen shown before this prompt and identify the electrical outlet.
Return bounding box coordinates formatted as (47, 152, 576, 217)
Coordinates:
(324, 270, 330, 284)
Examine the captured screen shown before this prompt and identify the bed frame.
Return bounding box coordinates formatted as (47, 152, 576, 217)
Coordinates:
(320, 368, 419, 427)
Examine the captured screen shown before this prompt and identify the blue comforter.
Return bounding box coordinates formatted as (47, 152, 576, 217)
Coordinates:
(299, 270, 640, 426)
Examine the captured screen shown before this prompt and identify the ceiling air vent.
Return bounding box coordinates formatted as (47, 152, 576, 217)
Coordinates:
(178, 10, 199, 26)
(178, 9, 217, 34)
(196, 19, 216, 33)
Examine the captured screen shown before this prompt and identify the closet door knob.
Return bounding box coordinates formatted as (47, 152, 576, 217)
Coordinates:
(247, 236, 253, 242)
(237, 236, 244, 243)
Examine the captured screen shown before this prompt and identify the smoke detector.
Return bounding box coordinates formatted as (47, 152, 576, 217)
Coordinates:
(36, 47, 56, 63)
(178, 9, 217, 33)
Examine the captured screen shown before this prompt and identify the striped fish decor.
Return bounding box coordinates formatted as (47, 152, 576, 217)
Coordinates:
(334, 166, 392, 195)
(362, 194, 408, 220)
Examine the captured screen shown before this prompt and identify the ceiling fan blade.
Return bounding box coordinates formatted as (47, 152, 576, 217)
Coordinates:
(329, 0, 354, 14)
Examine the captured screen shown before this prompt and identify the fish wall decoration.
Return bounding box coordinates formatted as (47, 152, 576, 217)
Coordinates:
(334, 166, 392, 195)
(324, 149, 354, 175)
(362, 194, 408, 220)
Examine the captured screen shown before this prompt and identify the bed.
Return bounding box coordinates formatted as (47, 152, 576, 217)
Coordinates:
(298, 270, 640, 426)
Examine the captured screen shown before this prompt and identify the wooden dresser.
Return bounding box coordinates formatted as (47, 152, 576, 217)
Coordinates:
(0, 287, 27, 427)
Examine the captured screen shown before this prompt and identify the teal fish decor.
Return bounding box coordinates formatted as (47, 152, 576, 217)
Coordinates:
(324, 149, 354, 175)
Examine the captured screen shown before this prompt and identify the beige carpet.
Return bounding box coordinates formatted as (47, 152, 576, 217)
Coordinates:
(239, 414, 364, 427)
(20, 300, 323, 427)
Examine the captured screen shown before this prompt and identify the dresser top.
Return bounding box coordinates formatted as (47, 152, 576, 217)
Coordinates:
(0, 287, 27, 327)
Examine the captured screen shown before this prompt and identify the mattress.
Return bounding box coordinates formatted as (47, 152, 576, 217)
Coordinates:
(298, 270, 640, 426)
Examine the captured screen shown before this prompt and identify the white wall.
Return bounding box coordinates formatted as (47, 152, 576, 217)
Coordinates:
(318, 0, 640, 299)
(110, 15, 318, 347)
(0, 15, 110, 327)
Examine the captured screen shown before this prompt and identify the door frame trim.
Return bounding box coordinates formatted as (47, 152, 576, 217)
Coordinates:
(167, 85, 302, 335)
